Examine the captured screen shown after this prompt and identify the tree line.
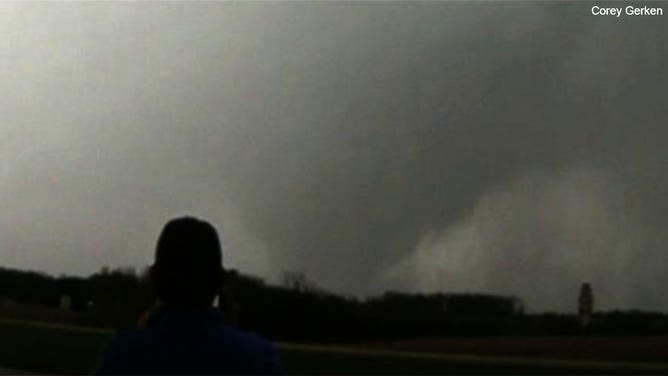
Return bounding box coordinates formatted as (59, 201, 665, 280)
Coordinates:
(0, 266, 666, 340)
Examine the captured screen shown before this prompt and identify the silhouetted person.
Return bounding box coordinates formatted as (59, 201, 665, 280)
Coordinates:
(95, 217, 282, 375)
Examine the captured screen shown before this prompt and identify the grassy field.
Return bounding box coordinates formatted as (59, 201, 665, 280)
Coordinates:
(1, 318, 668, 374)
(359, 336, 668, 363)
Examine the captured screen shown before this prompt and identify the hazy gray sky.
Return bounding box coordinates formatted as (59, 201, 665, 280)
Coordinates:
(1, 2, 666, 312)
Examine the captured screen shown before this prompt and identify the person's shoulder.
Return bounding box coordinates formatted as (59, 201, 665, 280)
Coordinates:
(217, 325, 275, 354)
(107, 327, 157, 349)
(98, 321, 283, 374)
(216, 326, 283, 373)
(95, 329, 154, 375)
(221, 325, 265, 342)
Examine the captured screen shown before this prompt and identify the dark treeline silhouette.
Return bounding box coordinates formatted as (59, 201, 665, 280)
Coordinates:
(1, 266, 667, 341)
(0, 266, 152, 328)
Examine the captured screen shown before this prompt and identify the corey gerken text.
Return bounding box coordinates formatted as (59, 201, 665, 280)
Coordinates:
(591, 5, 663, 17)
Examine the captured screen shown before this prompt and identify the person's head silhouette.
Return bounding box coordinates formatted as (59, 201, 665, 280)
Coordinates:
(151, 216, 224, 308)
(97, 216, 282, 375)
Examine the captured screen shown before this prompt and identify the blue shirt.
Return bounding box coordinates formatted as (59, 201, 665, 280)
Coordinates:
(95, 308, 283, 375)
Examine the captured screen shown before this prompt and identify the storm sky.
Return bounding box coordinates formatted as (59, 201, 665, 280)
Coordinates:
(1, 2, 666, 312)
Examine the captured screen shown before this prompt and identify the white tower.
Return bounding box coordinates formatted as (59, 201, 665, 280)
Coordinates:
(578, 283, 593, 328)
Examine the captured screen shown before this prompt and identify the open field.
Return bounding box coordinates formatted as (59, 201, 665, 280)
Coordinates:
(2, 319, 668, 374)
(360, 336, 668, 363)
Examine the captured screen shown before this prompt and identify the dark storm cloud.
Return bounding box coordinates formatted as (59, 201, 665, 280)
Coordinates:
(1, 3, 666, 311)
(218, 3, 668, 310)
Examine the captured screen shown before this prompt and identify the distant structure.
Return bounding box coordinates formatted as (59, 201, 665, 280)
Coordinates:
(281, 271, 332, 296)
(282, 271, 308, 292)
(59, 295, 72, 311)
(512, 296, 526, 315)
(578, 283, 594, 328)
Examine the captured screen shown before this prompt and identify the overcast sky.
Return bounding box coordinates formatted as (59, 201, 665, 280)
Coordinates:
(1, 2, 666, 312)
